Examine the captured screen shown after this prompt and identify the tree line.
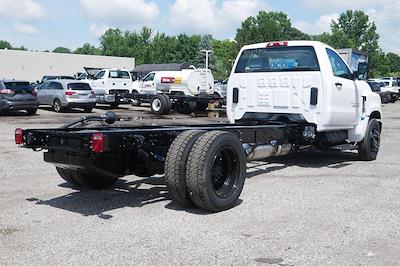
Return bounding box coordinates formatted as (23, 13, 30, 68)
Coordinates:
(1, 10, 400, 79)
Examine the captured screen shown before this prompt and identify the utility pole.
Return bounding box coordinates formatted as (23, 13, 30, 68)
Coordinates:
(201, 49, 213, 69)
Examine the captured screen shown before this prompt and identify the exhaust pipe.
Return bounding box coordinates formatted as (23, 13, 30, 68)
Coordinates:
(244, 141, 293, 161)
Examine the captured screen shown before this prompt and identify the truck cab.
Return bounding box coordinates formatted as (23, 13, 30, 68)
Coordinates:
(89, 68, 133, 108)
(228, 41, 381, 143)
(132, 69, 214, 97)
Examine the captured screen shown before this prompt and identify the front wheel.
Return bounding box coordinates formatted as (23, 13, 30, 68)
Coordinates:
(358, 119, 381, 161)
(131, 91, 142, 106)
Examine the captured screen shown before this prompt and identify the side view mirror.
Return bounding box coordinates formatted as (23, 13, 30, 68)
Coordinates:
(356, 62, 369, 80)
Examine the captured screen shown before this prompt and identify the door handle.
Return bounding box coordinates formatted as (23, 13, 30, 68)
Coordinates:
(335, 82, 342, 88)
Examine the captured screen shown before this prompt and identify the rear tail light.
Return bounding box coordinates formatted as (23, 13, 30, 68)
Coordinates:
(161, 77, 175, 83)
(266, 41, 288, 48)
(0, 89, 14, 94)
(92, 132, 105, 153)
(65, 90, 76, 96)
(15, 128, 23, 145)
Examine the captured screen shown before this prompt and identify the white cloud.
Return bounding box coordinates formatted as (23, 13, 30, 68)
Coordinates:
(169, 0, 268, 37)
(80, 0, 160, 27)
(13, 23, 39, 35)
(89, 24, 110, 38)
(294, 13, 338, 35)
(299, 0, 391, 12)
(0, 0, 45, 21)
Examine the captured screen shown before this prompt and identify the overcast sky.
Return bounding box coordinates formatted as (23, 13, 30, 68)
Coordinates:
(0, 0, 398, 53)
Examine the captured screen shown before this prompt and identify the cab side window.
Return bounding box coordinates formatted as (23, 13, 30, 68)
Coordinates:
(143, 73, 155, 82)
(94, 71, 105, 80)
(326, 49, 352, 80)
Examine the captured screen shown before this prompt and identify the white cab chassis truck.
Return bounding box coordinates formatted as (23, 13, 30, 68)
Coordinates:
(126, 69, 221, 114)
(88, 69, 133, 108)
(16, 41, 382, 213)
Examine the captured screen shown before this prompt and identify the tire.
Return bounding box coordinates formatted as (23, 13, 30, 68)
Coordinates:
(358, 119, 381, 161)
(196, 102, 208, 112)
(131, 91, 142, 107)
(151, 94, 170, 115)
(72, 170, 118, 189)
(83, 107, 93, 113)
(53, 99, 62, 113)
(164, 130, 206, 206)
(110, 103, 119, 108)
(176, 101, 196, 114)
(186, 131, 246, 212)
(56, 167, 80, 186)
(26, 109, 37, 115)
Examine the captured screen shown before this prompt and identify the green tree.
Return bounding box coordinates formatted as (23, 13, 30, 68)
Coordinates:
(212, 39, 236, 80)
(52, 46, 71, 53)
(74, 43, 101, 55)
(331, 10, 379, 53)
(100, 28, 129, 57)
(0, 40, 12, 49)
(174, 34, 201, 63)
(386, 52, 400, 74)
(235, 11, 308, 49)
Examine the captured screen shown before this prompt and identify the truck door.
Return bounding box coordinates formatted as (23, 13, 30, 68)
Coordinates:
(141, 73, 156, 94)
(326, 48, 358, 126)
(92, 70, 106, 93)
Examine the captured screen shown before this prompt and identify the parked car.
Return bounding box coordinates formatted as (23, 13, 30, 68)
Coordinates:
(36, 80, 97, 113)
(40, 75, 75, 84)
(367, 80, 391, 104)
(379, 77, 399, 102)
(0, 80, 38, 115)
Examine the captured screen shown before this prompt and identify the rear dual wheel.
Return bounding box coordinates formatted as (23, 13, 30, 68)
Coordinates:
(164, 130, 246, 212)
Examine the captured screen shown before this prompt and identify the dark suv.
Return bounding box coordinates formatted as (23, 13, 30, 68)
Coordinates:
(0, 80, 38, 115)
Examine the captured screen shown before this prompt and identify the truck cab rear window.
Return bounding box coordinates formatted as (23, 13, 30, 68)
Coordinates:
(235, 46, 320, 73)
(109, 71, 130, 79)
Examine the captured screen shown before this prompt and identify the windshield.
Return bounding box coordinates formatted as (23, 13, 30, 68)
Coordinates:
(109, 70, 130, 79)
(4, 82, 34, 91)
(68, 83, 92, 90)
(235, 46, 320, 73)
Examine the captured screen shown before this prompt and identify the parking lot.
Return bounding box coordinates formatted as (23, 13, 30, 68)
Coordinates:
(1, 103, 399, 266)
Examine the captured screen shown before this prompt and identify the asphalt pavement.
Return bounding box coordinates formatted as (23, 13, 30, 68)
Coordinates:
(1, 103, 399, 266)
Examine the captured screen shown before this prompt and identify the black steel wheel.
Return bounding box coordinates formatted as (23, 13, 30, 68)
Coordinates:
(176, 101, 196, 114)
(358, 119, 381, 161)
(164, 130, 206, 206)
(186, 131, 246, 212)
(56, 167, 80, 186)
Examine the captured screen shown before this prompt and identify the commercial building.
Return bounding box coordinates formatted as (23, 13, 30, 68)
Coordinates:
(0, 49, 135, 82)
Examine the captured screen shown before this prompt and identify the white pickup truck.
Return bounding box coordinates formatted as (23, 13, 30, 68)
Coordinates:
(88, 69, 133, 108)
(228, 41, 382, 159)
(17, 41, 383, 213)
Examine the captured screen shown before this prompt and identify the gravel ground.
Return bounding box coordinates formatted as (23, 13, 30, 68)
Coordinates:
(1, 103, 399, 266)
